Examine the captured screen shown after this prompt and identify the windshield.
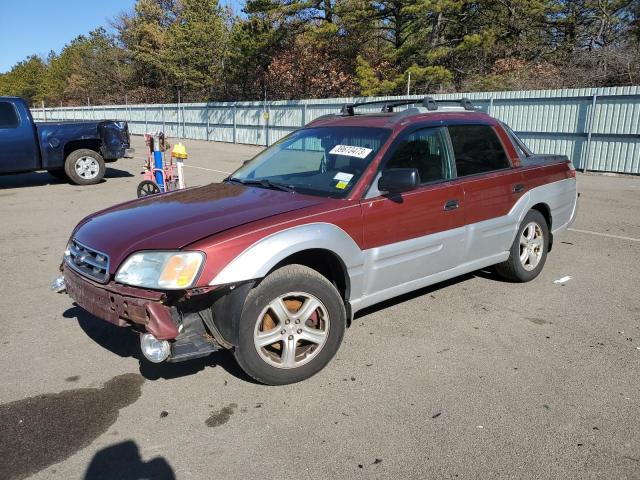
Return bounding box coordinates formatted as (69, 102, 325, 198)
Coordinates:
(228, 127, 391, 197)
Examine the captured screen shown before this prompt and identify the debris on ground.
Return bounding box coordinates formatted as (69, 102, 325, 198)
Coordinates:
(160, 411, 168, 418)
(553, 275, 572, 284)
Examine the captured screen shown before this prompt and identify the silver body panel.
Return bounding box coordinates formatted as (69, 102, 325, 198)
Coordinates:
(210, 223, 366, 288)
(210, 177, 577, 315)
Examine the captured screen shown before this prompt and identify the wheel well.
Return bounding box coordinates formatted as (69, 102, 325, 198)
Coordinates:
(531, 203, 553, 251)
(63, 140, 101, 159)
(270, 249, 352, 322)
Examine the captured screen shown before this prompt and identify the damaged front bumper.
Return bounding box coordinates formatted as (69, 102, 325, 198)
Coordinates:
(57, 265, 228, 363)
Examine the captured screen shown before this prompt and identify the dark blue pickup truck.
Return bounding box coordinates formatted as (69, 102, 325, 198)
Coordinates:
(0, 97, 133, 185)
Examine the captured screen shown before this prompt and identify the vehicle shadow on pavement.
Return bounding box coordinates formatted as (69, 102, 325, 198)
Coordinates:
(105, 167, 135, 179)
(63, 306, 256, 383)
(84, 440, 175, 480)
(0, 167, 133, 189)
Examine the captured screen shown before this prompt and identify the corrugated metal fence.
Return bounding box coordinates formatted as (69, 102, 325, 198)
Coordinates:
(31, 86, 640, 174)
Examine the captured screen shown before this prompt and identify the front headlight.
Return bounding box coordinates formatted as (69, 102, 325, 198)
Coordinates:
(115, 251, 205, 290)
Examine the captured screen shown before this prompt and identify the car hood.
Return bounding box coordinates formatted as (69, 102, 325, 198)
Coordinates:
(73, 183, 328, 272)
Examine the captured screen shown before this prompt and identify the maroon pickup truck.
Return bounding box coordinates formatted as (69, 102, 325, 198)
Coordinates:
(54, 97, 578, 385)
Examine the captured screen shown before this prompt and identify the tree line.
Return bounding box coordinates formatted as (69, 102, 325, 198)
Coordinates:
(1, 0, 638, 106)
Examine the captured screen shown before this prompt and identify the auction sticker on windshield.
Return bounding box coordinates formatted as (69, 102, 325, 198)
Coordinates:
(329, 145, 373, 159)
(333, 172, 354, 182)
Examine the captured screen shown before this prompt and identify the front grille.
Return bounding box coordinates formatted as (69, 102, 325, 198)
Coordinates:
(64, 239, 110, 283)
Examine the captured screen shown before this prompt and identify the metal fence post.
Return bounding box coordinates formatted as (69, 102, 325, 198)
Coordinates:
(233, 105, 237, 144)
(584, 93, 598, 172)
(182, 105, 186, 139)
(302, 103, 307, 127)
(265, 104, 270, 147)
(488, 97, 494, 115)
(162, 104, 166, 133)
(206, 104, 210, 141)
(144, 105, 148, 132)
(176, 102, 179, 139)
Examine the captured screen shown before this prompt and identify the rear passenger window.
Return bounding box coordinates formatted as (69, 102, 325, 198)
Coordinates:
(385, 128, 452, 183)
(448, 125, 510, 176)
(501, 122, 532, 158)
(0, 102, 19, 129)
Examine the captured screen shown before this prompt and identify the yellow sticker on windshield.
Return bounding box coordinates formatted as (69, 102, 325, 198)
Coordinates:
(336, 181, 348, 189)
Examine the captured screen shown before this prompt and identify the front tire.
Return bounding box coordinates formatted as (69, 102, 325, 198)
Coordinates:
(64, 149, 105, 185)
(495, 209, 549, 282)
(234, 264, 346, 385)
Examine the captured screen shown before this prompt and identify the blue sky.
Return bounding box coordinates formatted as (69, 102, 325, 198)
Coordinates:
(0, 0, 244, 73)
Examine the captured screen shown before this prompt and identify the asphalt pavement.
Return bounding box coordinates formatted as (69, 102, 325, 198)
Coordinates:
(0, 136, 639, 479)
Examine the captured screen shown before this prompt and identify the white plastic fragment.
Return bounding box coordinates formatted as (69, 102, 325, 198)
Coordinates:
(553, 276, 572, 284)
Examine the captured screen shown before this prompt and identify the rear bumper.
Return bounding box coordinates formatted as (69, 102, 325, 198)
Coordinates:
(63, 265, 179, 340)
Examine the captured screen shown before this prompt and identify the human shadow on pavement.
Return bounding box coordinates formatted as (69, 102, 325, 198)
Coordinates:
(63, 305, 255, 383)
(84, 441, 175, 480)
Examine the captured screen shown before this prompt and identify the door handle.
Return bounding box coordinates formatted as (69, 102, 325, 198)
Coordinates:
(513, 184, 525, 194)
(444, 199, 460, 211)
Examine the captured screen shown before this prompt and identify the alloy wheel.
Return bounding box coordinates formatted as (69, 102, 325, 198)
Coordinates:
(253, 292, 330, 369)
(519, 222, 544, 271)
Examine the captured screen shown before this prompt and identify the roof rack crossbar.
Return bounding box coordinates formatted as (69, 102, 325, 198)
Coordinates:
(340, 97, 475, 115)
(339, 99, 395, 115)
(431, 98, 475, 110)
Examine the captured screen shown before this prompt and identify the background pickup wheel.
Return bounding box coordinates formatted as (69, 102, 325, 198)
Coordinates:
(64, 149, 105, 185)
(234, 264, 346, 385)
(495, 209, 549, 282)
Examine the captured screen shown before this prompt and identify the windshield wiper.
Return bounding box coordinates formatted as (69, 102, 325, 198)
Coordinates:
(227, 177, 295, 193)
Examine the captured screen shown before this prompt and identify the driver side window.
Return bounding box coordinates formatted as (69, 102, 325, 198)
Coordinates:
(384, 128, 452, 183)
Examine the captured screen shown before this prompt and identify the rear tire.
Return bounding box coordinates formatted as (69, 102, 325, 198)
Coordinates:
(234, 264, 346, 385)
(64, 149, 105, 185)
(495, 209, 549, 282)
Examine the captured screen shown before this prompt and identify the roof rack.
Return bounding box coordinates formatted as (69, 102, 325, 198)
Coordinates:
(340, 97, 476, 115)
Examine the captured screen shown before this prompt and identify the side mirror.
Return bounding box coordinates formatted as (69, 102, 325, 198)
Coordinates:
(378, 168, 420, 194)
